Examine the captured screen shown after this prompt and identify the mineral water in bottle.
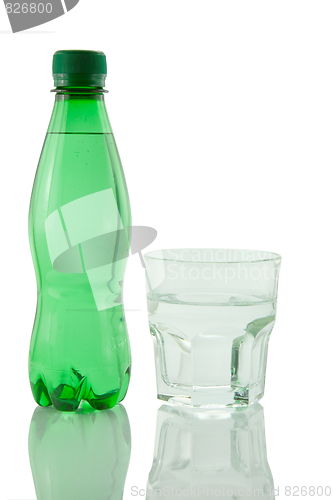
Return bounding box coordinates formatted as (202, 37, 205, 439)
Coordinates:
(28, 50, 131, 411)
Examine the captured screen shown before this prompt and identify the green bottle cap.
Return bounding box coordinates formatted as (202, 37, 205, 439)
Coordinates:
(52, 50, 107, 88)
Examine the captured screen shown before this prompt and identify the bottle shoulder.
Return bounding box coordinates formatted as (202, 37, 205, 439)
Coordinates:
(48, 95, 113, 134)
(31, 132, 130, 217)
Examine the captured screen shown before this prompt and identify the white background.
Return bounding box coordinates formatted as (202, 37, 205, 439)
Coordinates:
(0, 1, 332, 499)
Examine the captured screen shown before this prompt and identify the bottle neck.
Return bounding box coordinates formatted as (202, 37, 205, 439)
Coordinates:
(48, 89, 112, 134)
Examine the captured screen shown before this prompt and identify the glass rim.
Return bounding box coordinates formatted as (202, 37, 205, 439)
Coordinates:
(143, 248, 282, 264)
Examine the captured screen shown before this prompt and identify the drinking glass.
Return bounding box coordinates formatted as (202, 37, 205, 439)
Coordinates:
(144, 249, 281, 407)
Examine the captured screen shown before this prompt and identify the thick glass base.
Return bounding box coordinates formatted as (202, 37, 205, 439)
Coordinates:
(157, 383, 264, 409)
(157, 385, 264, 408)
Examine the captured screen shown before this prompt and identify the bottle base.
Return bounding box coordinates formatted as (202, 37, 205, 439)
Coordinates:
(29, 366, 130, 412)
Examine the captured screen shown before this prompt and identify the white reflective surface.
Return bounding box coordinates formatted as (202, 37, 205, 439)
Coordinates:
(1, 308, 332, 500)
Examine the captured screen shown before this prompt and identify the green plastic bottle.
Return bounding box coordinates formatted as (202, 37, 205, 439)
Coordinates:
(28, 50, 131, 412)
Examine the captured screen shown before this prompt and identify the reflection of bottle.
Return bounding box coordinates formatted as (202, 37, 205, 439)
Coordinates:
(147, 404, 275, 499)
(29, 403, 131, 500)
(28, 50, 131, 411)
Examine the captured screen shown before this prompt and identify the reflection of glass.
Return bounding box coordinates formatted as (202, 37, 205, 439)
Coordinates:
(147, 403, 275, 499)
(28, 403, 131, 500)
(144, 249, 281, 407)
